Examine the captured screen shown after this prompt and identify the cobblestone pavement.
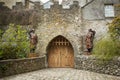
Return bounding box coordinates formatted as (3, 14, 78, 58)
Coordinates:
(0, 68, 120, 80)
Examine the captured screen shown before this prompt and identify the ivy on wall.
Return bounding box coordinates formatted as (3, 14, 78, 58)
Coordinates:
(109, 16, 120, 40)
(93, 6, 120, 60)
(0, 24, 30, 60)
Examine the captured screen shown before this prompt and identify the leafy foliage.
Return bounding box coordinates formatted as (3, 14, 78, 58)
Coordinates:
(109, 16, 120, 40)
(93, 12, 120, 60)
(0, 29, 3, 40)
(0, 29, 3, 58)
(0, 24, 30, 60)
(93, 37, 120, 60)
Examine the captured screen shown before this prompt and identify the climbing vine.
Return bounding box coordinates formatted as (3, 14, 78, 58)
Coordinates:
(93, 5, 120, 60)
(109, 15, 120, 40)
(0, 24, 30, 60)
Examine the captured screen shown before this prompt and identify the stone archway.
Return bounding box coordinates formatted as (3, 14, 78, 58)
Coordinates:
(47, 35, 74, 68)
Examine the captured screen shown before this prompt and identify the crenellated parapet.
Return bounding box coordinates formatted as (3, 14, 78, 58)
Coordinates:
(33, 2, 43, 10)
(70, 1, 79, 9)
(0, 1, 81, 26)
(10, 1, 80, 10)
(12, 2, 24, 10)
(0, 2, 4, 6)
(0, 2, 11, 11)
(0, 1, 81, 11)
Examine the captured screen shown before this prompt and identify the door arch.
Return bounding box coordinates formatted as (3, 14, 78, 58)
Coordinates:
(47, 35, 74, 68)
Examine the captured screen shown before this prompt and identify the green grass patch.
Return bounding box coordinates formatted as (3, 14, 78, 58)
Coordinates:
(93, 37, 120, 60)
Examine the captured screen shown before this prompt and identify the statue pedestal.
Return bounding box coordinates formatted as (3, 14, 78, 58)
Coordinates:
(28, 53, 38, 58)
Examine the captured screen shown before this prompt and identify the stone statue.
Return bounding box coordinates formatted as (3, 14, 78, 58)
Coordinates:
(29, 29, 38, 53)
(85, 29, 95, 54)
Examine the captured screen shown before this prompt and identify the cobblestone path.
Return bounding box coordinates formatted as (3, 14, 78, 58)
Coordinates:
(0, 68, 120, 80)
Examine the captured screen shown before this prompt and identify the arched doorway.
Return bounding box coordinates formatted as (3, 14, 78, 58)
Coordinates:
(47, 35, 74, 68)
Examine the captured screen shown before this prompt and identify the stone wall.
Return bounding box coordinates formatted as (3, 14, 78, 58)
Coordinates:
(0, 56, 46, 78)
(0, 1, 115, 67)
(0, 0, 23, 9)
(115, 4, 120, 16)
(35, 19, 111, 58)
(82, 0, 104, 20)
(0, 0, 120, 77)
(82, 0, 120, 20)
(0, 10, 40, 26)
(75, 55, 120, 76)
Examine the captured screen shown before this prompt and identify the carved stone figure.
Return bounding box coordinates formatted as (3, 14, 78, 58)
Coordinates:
(85, 29, 95, 54)
(29, 29, 38, 53)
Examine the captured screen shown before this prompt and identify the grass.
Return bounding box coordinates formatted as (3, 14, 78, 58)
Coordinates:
(93, 37, 120, 60)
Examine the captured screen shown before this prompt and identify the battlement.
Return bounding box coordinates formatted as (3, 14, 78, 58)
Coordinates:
(34, 2, 43, 10)
(0, 2, 5, 6)
(0, 1, 80, 11)
(0, 1, 81, 26)
(12, 1, 80, 10)
(12, 2, 24, 10)
(70, 1, 79, 9)
(0, 2, 11, 11)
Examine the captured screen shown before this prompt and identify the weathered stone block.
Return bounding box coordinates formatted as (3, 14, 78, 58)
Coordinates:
(75, 55, 120, 76)
(0, 56, 46, 78)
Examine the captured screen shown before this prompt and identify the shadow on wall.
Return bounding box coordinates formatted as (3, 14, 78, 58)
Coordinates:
(0, 2, 40, 26)
(0, 1, 80, 26)
(0, 2, 11, 11)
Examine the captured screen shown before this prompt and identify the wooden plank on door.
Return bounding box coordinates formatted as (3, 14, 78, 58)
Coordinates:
(48, 36, 74, 68)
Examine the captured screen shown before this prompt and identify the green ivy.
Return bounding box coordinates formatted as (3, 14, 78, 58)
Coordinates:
(109, 16, 120, 40)
(0, 29, 3, 59)
(93, 7, 120, 60)
(0, 24, 30, 60)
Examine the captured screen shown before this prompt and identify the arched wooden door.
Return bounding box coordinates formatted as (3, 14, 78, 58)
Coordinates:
(48, 36, 74, 68)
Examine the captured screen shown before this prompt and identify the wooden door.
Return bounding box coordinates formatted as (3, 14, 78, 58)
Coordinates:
(48, 36, 74, 68)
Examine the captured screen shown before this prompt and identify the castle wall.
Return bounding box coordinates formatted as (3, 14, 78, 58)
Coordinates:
(0, 0, 120, 75)
(0, 1, 116, 56)
(35, 19, 110, 57)
(62, 0, 92, 7)
(35, 2, 82, 57)
(82, 0, 120, 20)
(0, 56, 46, 78)
(0, 0, 22, 9)
(82, 0, 105, 20)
